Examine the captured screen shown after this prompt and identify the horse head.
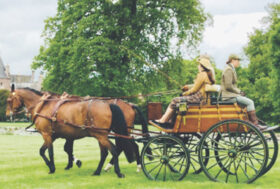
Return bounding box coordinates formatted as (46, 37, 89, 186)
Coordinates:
(6, 84, 24, 116)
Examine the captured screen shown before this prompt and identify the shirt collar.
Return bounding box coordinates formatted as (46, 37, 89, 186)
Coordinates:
(229, 63, 235, 71)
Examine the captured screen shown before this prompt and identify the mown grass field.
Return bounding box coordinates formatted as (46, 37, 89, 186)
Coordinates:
(0, 122, 280, 189)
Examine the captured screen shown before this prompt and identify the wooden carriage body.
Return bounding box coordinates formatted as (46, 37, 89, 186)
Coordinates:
(150, 103, 249, 133)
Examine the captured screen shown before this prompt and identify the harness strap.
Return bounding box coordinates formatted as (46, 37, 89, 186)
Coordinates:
(86, 100, 94, 126)
(51, 99, 69, 119)
(35, 113, 110, 132)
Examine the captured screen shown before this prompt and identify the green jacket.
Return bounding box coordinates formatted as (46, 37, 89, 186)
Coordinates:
(221, 64, 241, 100)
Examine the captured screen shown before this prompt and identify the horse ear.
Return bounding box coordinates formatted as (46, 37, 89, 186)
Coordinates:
(11, 84, 15, 92)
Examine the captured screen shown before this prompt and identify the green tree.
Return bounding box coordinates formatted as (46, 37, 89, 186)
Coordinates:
(0, 90, 10, 121)
(243, 3, 280, 124)
(33, 0, 208, 97)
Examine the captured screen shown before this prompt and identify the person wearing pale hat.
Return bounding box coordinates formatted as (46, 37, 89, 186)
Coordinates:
(221, 54, 278, 132)
(150, 57, 215, 128)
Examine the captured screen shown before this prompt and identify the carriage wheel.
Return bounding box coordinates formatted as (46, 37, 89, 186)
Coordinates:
(179, 133, 209, 174)
(260, 131, 278, 176)
(141, 135, 190, 181)
(198, 119, 268, 183)
(213, 127, 278, 177)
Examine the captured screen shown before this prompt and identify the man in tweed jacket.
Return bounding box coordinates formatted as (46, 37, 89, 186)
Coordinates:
(221, 54, 278, 132)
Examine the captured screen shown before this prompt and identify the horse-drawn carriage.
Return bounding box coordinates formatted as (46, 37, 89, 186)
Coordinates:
(141, 85, 278, 183)
(6, 85, 278, 184)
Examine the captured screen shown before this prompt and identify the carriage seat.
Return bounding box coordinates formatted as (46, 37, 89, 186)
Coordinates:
(205, 84, 220, 105)
(205, 84, 236, 105)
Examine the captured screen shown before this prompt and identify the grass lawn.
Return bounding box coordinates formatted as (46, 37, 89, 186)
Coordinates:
(0, 125, 280, 188)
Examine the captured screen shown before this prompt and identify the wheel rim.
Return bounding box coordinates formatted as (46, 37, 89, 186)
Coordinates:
(198, 120, 268, 183)
(141, 135, 190, 181)
(260, 131, 278, 176)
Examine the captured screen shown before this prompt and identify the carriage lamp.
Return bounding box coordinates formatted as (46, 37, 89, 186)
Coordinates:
(177, 102, 187, 115)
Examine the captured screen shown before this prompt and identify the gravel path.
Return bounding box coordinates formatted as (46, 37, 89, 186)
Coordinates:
(0, 127, 39, 136)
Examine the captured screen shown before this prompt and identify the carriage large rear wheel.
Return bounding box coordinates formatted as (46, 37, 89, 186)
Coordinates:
(260, 130, 278, 176)
(141, 135, 190, 181)
(198, 119, 268, 183)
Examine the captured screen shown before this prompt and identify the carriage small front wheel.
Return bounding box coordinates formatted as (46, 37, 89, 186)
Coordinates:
(141, 135, 190, 181)
(198, 119, 268, 183)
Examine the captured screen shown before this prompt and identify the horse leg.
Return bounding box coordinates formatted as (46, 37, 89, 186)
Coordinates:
(64, 139, 74, 170)
(132, 142, 142, 172)
(108, 140, 124, 178)
(104, 143, 122, 172)
(40, 133, 55, 174)
(94, 137, 124, 178)
(93, 141, 108, 176)
(64, 139, 82, 170)
(105, 141, 141, 173)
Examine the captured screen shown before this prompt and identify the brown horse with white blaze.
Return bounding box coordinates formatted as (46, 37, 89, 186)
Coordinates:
(6, 86, 136, 177)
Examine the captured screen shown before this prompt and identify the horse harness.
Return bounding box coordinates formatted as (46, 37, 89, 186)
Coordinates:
(30, 95, 110, 133)
(23, 94, 140, 139)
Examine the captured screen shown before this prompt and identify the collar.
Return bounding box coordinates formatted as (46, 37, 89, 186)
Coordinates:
(229, 63, 235, 72)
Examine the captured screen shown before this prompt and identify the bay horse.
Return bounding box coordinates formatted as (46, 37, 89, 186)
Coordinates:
(47, 92, 149, 172)
(6, 86, 136, 177)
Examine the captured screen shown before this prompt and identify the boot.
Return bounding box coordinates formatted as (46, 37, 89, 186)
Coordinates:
(247, 111, 278, 132)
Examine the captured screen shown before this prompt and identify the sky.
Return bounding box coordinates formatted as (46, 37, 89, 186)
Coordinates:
(0, 0, 278, 76)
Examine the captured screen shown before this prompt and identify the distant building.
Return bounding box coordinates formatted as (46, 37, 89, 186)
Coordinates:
(0, 56, 43, 90)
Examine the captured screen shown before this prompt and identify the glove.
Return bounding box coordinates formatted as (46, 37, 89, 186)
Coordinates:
(181, 85, 189, 92)
(240, 91, 246, 96)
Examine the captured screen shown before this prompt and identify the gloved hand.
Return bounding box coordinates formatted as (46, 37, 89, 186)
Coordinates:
(240, 91, 246, 96)
(181, 85, 189, 92)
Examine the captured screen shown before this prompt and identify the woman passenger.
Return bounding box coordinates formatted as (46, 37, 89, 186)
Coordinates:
(150, 57, 215, 128)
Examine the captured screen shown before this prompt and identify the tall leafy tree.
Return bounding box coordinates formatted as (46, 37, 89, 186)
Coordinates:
(243, 3, 280, 124)
(269, 3, 280, 122)
(33, 0, 208, 97)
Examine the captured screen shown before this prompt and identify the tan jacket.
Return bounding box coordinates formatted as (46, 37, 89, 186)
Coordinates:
(183, 72, 211, 99)
(221, 64, 241, 99)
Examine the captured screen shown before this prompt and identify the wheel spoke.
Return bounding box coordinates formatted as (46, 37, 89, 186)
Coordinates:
(214, 157, 231, 179)
(147, 162, 162, 174)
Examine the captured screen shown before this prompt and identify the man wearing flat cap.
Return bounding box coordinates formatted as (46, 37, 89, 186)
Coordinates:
(221, 54, 278, 132)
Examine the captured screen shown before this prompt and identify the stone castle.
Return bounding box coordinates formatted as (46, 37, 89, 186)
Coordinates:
(0, 56, 43, 91)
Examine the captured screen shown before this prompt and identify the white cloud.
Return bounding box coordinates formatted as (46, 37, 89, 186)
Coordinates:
(199, 10, 270, 69)
(200, 0, 278, 15)
(0, 0, 57, 75)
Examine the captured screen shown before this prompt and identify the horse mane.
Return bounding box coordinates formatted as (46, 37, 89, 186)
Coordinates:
(21, 87, 43, 96)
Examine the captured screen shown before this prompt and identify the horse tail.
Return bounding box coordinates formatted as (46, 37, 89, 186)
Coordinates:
(131, 104, 148, 134)
(109, 104, 136, 163)
(131, 104, 152, 157)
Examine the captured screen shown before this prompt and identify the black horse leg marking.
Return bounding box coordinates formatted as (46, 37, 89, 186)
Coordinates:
(106, 140, 141, 172)
(132, 142, 142, 172)
(108, 144, 122, 166)
(48, 143, 55, 174)
(93, 142, 108, 176)
(64, 139, 74, 170)
(109, 141, 124, 178)
(40, 145, 50, 169)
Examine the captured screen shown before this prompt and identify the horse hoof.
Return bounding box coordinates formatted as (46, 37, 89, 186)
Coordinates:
(64, 166, 72, 170)
(93, 171, 100, 176)
(48, 170, 55, 174)
(76, 160, 82, 168)
(118, 173, 125, 178)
